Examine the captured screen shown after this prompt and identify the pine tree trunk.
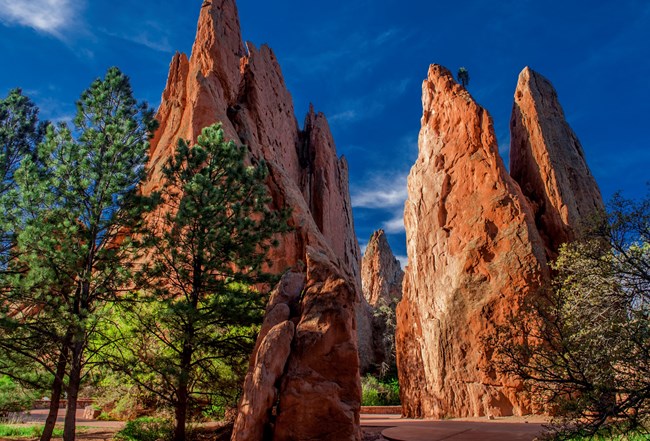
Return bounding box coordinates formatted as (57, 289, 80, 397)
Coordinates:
(63, 340, 83, 441)
(40, 340, 69, 441)
(173, 388, 188, 441)
(173, 341, 192, 441)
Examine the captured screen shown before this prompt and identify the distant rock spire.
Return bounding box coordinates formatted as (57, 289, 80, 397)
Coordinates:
(361, 229, 403, 307)
(510, 66, 604, 257)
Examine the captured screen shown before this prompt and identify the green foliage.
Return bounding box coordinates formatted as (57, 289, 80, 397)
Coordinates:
(361, 375, 400, 406)
(457, 67, 470, 87)
(115, 417, 174, 441)
(493, 192, 650, 439)
(565, 432, 649, 441)
(89, 368, 162, 421)
(0, 88, 44, 269)
(0, 376, 38, 416)
(0, 425, 64, 438)
(0, 67, 157, 441)
(105, 123, 289, 441)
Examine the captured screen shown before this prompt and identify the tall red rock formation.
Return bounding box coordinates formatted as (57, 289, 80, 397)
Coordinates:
(396, 65, 549, 418)
(361, 229, 404, 373)
(510, 67, 604, 256)
(144, 0, 361, 282)
(143, 1, 362, 438)
(361, 229, 404, 307)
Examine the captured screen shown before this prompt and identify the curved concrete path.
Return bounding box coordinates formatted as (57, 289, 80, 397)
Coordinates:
(20, 409, 124, 429)
(361, 414, 546, 441)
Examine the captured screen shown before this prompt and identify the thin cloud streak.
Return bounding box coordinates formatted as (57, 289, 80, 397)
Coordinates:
(329, 78, 411, 125)
(352, 174, 408, 209)
(0, 0, 81, 39)
(382, 212, 405, 234)
(100, 28, 173, 53)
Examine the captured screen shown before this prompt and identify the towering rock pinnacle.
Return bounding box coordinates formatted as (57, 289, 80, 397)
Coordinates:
(144, 0, 361, 282)
(361, 229, 403, 307)
(143, 2, 362, 439)
(510, 67, 604, 256)
(396, 65, 549, 418)
(361, 230, 404, 373)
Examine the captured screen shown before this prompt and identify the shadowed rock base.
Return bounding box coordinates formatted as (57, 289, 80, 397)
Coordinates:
(233, 248, 361, 441)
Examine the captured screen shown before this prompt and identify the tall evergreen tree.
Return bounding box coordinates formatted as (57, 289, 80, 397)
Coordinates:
(0, 89, 61, 441)
(109, 123, 289, 441)
(0, 88, 44, 267)
(5, 67, 156, 441)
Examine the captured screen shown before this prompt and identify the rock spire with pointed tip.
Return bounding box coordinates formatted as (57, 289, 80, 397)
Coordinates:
(510, 66, 604, 257)
(142, 1, 362, 439)
(396, 64, 549, 418)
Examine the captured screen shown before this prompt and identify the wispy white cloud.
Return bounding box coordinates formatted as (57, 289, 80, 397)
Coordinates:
(0, 0, 82, 39)
(329, 110, 360, 124)
(99, 19, 173, 53)
(382, 212, 405, 234)
(352, 172, 408, 209)
(102, 29, 172, 53)
(287, 27, 414, 81)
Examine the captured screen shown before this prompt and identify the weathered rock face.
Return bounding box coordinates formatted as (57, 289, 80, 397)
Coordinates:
(396, 65, 549, 418)
(145, 2, 362, 438)
(510, 67, 604, 257)
(231, 320, 295, 441)
(361, 230, 403, 307)
(361, 230, 404, 373)
(234, 249, 361, 441)
(144, 0, 361, 281)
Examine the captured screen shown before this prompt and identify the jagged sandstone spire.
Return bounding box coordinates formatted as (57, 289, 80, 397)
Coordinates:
(144, 0, 361, 281)
(361, 229, 403, 307)
(510, 67, 604, 257)
(361, 230, 404, 373)
(396, 65, 549, 418)
(142, 1, 362, 439)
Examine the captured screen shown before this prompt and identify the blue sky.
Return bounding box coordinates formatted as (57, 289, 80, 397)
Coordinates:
(1, 0, 648, 264)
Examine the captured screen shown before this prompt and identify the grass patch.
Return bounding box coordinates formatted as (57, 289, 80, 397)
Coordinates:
(0, 424, 64, 438)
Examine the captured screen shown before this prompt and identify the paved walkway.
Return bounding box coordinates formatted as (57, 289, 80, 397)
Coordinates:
(361, 414, 546, 441)
(18, 409, 545, 440)
(19, 409, 124, 429)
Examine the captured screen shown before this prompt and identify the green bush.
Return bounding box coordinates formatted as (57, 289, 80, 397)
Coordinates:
(0, 376, 37, 418)
(361, 376, 400, 406)
(567, 433, 649, 441)
(115, 417, 174, 441)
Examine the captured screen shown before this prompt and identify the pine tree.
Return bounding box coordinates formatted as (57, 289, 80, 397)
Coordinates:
(5, 67, 157, 441)
(457, 67, 470, 87)
(0, 89, 62, 441)
(0, 88, 44, 267)
(110, 123, 289, 441)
